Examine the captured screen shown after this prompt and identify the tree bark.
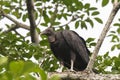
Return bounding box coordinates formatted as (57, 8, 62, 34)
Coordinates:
(26, 0, 39, 44)
(0, 10, 30, 30)
(48, 71, 120, 80)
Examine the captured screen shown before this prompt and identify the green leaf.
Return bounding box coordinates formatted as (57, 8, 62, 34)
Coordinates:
(114, 23, 120, 27)
(65, 25, 70, 30)
(85, 18, 94, 27)
(117, 44, 120, 49)
(84, 3, 90, 9)
(79, 14, 85, 20)
(12, 9, 21, 19)
(86, 38, 95, 43)
(94, 17, 103, 24)
(81, 21, 87, 29)
(89, 7, 97, 11)
(76, 1, 83, 10)
(89, 42, 96, 47)
(35, 67, 47, 80)
(22, 14, 28, 22)
(35, 11, 38, 20)
(111, 45, 116, 51)
(63, 13, 68, 20)
(4, 9, 10, 13)
(114, 58, 120, 67)
(40, 39, 49, 46)
(103, 52, 109, 58)
(111, 35, 119, 42)
(9, 60, 24, 76)
(75, 21, 79, 29)
(117, 28, 120, 34)
(0, 57, 8, 66)
(35, 2, 42, 6)
(53, 22, 61, 25)
(92, 11, 100, 16)
(41, 23, 48, 27)
(23, 61, 36, 73)
(110, 31, 116, 33)
(43, 11, 50, 23)
(36, 27, 41, 33)
(102, 0, 109, 7)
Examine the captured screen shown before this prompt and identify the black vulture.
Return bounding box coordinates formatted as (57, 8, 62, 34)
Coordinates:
(41, 27, 90, 71)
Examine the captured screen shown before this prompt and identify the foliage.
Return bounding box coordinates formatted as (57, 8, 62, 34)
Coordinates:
(0, 57, 47, 80)
(0, 0, 120, 79)
(94, 53, 120, 74)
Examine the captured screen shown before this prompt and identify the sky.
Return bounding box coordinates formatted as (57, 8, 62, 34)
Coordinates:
(74, 0, 120, 57)
(0, 0, 120, 57)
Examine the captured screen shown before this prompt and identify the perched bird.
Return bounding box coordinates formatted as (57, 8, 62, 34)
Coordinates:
(41, 27, 90, 71)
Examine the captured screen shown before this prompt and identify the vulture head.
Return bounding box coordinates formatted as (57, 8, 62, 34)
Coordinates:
(41, 27, 56, 42)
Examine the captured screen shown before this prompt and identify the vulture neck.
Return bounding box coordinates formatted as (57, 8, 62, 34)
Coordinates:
(48, 33, 56, 43)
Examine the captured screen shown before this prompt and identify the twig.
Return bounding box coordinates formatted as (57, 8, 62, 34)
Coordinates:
(57, 15, 79, 28)
(86, 2, 120, 71)
(3, 24, 19, 33)
(36, 3, 45, 27)
(14, 30, 25, 40)
(50, 2, 58, 27)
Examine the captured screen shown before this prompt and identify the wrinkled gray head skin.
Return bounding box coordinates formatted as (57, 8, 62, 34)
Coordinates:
(41, 27, 54, 36)
(41, 27, 56, 42)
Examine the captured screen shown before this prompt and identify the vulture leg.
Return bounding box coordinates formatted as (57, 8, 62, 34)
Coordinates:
(70, 51, 76, 71)
(59, 61, 64, 72)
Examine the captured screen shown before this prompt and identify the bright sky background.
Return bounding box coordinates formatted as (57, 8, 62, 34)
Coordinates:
(75, 0, 120, 57)
(0, 0, 120, 57)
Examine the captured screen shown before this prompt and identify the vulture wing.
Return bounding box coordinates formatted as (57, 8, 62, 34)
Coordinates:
(61, 30, 89, 63)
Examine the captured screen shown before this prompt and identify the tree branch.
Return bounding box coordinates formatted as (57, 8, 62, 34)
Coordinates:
(26, 0, 39, 44)
(48, 72, 120, 80)
(50, 2, 58, 27)
(57, 15, 79, 28)
(3, 24, 19, 33)
(86, 2, 120, 71)
(0, 10, 30, 30)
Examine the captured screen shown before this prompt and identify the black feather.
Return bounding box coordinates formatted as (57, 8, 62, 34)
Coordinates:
(41, 28, 90, 71)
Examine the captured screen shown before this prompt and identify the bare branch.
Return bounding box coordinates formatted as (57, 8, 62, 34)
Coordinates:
(86, 2, 120, 71)
(26, 0, 39, 44)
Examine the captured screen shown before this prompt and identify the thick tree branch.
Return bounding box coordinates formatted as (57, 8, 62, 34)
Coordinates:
(48, 72, 120, 80)
(86, 2, 120, 71)
(26, 0, 39, 44)
(0, 10, 30, 30)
